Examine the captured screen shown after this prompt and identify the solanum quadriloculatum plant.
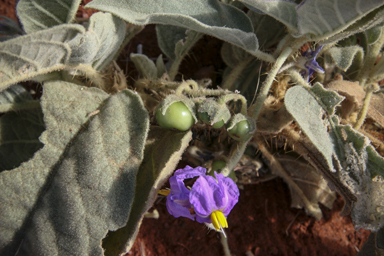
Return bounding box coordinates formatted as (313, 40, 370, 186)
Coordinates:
(1, 0, 384, 255)
(159, 166, 239, 236)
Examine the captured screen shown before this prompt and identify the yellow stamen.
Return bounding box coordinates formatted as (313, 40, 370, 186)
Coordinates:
(158, 189, 170, 196)
(210, 211, 228, 231)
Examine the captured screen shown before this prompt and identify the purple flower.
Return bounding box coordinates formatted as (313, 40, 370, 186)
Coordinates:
(163, 165, 239, 233)
(297, 45, 325, 81)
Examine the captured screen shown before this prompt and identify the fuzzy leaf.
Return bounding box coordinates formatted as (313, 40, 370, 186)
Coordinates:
(285, 85, 335, 171)
(0, 81, 150, 255)
(326, 46, 364, 71)
(102, 127, 192, 256)
(16, 0, 82, 33)
(82, 12, 126, 70)
(0, 25, 82, 91)
(0, 13, 125, 91)
(86, 0, 260, 55)
(321, 7, 384, 45)
(130, 53, 157, 79)
(330, 123, 384, 231)
(0, 85, 44, 171)
(156, 25, 189, 60)
(248, 10, 287, 50)
(297, 0, 384, 37)
(240, 0, 298, 33)
(278, 156, 336, 215)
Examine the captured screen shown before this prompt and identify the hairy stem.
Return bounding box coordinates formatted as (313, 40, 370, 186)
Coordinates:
(252, 49, 276, 63)
(176, 80, 231, 97)
(249, 46, 294, 120)
(222, 138, 250, 177)
(0, 100, 40, 113)
(358, 28, 384, 88)
(353, 83, 380, 130)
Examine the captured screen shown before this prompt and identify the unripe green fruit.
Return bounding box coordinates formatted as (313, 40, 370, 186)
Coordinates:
(197, 112, 225, 128)
(228, 120, 251, 141)
(155, 102, 194, 131)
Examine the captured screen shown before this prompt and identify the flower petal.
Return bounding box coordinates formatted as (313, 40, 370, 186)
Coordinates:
(215, 173, 240, 216)
(190, 174, 232, 223)
(166, 196, 194, 220)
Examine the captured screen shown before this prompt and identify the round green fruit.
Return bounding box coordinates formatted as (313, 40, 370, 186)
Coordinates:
(155, 102, 194, 131)
(228, 120, 251, 141)
(197, 112, 225, 129)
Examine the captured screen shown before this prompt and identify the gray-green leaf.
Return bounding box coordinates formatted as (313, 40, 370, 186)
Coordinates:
(0, 81, 150, 255)
(16, 0, 82, 33)
(285, 85, 335, 171)
(86, 0, 260, 55)
(240, 0, 298, 33)
(130, 53, 158, 79)
(326, 46, 364, 71)
(102, 127, 192, 256)
(297, 0, 384, 37)
(330, 123, 384, 231)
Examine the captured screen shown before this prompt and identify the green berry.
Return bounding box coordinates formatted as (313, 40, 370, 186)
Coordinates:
(156, 102, 194, 131)
(228, 120, 251, 141)
(197, 112, 225, 129)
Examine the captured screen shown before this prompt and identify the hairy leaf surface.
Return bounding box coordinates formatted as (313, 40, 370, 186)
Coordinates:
(103, 127, 192, 256)
(0, 81, 149, 255)
(240, 0, 298, 33)
(326, 46, 364, 71)
(0, 13, 125, 91)
(297, 0, 384, 37)
(86, 0, 260, 55)
(285, 85, 337, 171)
(330, 122, 384, 231)
(17, 0, 82, 33)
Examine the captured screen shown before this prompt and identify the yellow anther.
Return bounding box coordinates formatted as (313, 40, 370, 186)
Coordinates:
(210, 211, 228, 231)
(158, 189, 170, 196)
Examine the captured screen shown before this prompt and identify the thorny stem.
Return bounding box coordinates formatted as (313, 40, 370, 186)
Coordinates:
(274, 34, 293, 58)
(249, 46, 294, 120)
(358, 27, 384, 88)
(353, 83, 380, 130)
(220, 232, 231, 256)
(254, 136, 323, 220)
(217, 94, 248, 115)
(0, 100, 40, 113)
(222, 138, 251, 177)
(222, 56, 254, 90)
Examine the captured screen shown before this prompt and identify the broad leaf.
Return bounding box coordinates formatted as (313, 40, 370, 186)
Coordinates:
(0, 25, 82, 91)
(248, 10, 287, 50)
(366, 25, 383, 44)
(330, 122, 384, 231)
(16, 0, 82, 33)
(0, 81, 150, 255)
(0, 85, 44, 171)
(297, 0, 384, 37)
(0, 13, 126, 91)
(285, 85, 337, 171)
(102, 127, 192, 256)
(278, 156, 336, 216)
(326, 46, 364, 71)
(86, 0, 261, 56)
(240, 0, 298, 33)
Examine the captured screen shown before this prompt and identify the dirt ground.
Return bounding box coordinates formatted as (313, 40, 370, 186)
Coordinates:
(1, 1, 371, 255)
